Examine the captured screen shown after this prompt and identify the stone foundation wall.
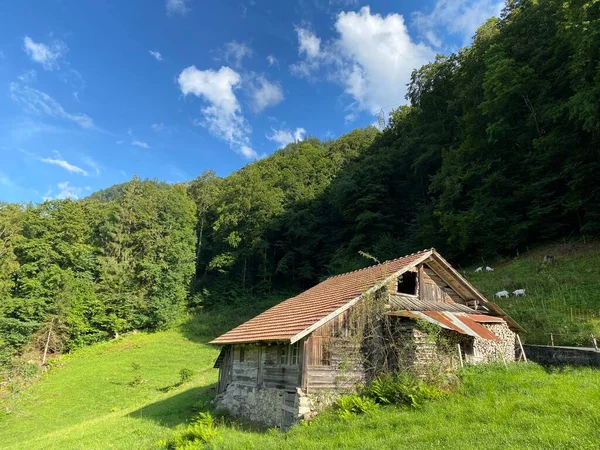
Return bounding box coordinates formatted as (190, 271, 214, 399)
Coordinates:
(215, 384, 286, 427)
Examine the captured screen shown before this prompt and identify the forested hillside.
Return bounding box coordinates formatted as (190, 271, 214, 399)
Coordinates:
(1, 0, 599, 372)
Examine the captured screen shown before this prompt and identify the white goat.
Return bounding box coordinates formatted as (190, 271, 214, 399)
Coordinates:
(485, 266, 494, 272)
(494, 290, 509, 299)
(513, 289, 526, 297)
(474, 266, 483, 273)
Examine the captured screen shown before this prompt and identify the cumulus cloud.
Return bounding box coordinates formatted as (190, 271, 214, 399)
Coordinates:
(23, 36, 68, 70)
(149, 50, 163, 61)
(222, 41, 253, 68)
(44, 181, 83, 200)
(151, 122, 165, 131)
(178, 65, 257, 158)
(166, 0, 190, 15)
(131, 140, 150, 149)
(40, 156, 88, 175)
(266, 127, 306, 148)
(297, 27, 321, 58)
(291, 7, 435, 114)
(9, 82, 94, 129)
(248, 76, 284, 112)
(412, 0, 503, 48)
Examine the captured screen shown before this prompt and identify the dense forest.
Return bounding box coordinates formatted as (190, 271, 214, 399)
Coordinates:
(1, 0, 599, 370)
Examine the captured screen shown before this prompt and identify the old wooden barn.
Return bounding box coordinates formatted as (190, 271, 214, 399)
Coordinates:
(210, 249, 523, 428)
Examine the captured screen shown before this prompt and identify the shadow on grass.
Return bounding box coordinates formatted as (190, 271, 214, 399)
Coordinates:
(127, 383, 217, 428)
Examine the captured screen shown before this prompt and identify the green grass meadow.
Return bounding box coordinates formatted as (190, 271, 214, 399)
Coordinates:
(466, 242, 600, 346)
(1, 244, 600, 449)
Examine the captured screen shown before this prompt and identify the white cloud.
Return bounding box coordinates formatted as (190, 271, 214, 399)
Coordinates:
(290, 27, 324, 78)
(297, 27, 321, 58)
(266, 127, 306, 148)
(412, 0, 503, 48)
(151, 122, 165, 131)
(166, 0, 190, 15)
(40, 156, 89, 175)
(222, 41, 253, 68)
(178, 65, 256, 158)
(23, 36, 68, 70)
(248, 76, 284, 112)
(291, 7, 435, 114)
(266, 55, 278, 67)
(131, 140, 150, 149)
(149, 50, 163, 61)
(54, 181, 82, 200)
(239, 145, 258, 159)
(18, 69, 37, 83)
(9, 82, 94, 129)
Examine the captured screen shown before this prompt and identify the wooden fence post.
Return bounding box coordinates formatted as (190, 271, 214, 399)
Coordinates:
(517, 335, 527, 362)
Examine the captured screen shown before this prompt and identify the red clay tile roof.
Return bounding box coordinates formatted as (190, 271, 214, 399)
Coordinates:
(210, 249, 433, 345)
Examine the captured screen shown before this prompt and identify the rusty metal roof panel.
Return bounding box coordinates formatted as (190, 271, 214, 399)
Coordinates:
(387, 310, 502, 341)
(210, 249, 433, 345)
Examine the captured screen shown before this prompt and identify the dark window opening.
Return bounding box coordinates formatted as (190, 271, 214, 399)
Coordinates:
(320, 342, 331, 366)
(239, 347, 245, 363)
(461, 340, 474, 357)
(397, 271, 418, 295)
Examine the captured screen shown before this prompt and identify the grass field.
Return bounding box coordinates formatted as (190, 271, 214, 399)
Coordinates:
(466, 241, 600, 346)
(1, 243, 599, 449)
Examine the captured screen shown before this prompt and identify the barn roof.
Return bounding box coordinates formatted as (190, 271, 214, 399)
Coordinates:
(210, 249, 522, 345)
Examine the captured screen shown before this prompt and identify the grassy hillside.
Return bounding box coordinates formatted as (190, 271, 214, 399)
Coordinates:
(1, 244, 599, 449)
(466, 241, 600, 346)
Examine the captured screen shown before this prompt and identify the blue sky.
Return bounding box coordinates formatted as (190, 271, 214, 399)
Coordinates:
(0, 0, 502, 203)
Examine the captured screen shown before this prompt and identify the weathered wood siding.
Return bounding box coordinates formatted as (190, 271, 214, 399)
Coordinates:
(420, 266, 459, 303)
(304, 308, 366, 390)
(217, 345, 233, 394)
(226, 342, 303, 391)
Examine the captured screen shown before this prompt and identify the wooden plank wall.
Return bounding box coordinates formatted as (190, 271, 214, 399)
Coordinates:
(217, 345, 233, 394)
(420, 266, 460, 303)
(227, 343, 303, 391)
(304, 308, 365, 390)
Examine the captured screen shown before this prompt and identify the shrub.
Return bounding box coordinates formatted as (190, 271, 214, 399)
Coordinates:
(363, 372, 449, 408)
(167, 412, 222, 449)
(337, 394, 379, 419)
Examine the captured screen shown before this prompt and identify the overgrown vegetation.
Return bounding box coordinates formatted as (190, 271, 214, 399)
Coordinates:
(164, 412, 222, 449)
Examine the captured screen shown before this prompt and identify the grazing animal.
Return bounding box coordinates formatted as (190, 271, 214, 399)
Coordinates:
(495, 290, 509, 298)
(513, 289, 526, 296)
(485, 266, 494, 272)
(474, 266, 483, 273)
